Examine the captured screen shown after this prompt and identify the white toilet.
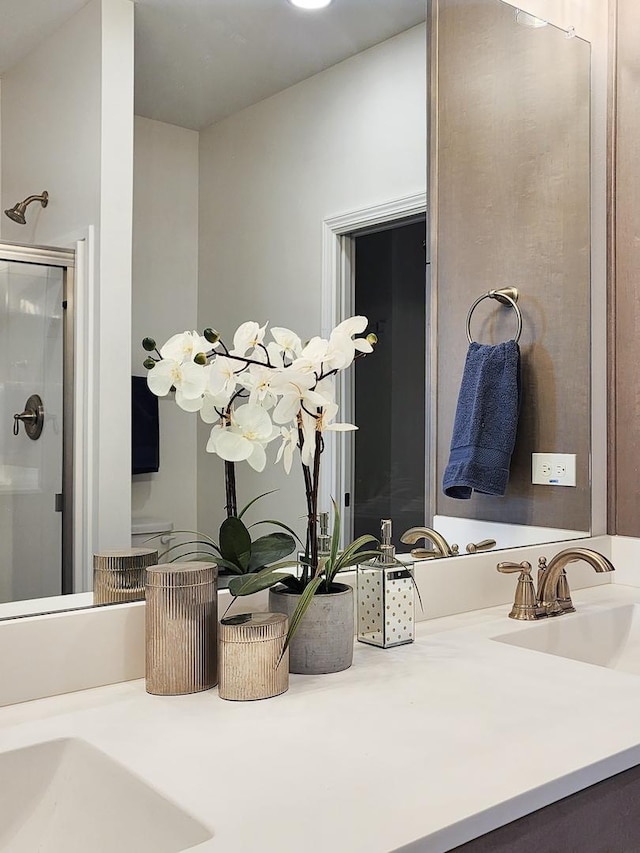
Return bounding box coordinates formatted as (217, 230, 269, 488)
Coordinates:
(131, 518, 174, 563)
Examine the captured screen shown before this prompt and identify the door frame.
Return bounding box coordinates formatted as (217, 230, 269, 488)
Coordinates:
(320, 191, 428, 544)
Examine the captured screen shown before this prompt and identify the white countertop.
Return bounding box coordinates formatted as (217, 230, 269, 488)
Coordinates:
(2, 584, 640, 853)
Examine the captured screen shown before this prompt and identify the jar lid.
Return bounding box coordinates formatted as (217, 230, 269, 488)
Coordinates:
(94, 548, 158, 571)
(146, 561, 217, 588)
(219, 612, 288, 643)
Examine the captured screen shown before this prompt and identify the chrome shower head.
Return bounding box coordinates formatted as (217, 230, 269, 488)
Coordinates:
(4, 191, 49, 225)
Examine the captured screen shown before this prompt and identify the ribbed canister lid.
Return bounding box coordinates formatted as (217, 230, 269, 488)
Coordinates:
(94, 548, 158, 571)
(219, 612, 288, 643)
(145, 561, 217, 588)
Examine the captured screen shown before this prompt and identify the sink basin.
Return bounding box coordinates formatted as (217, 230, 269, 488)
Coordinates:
(492, 605, 640, 675)
(0, 738, 212, 852)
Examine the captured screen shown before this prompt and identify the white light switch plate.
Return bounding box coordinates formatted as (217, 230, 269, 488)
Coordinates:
(531, 453, 576, 487)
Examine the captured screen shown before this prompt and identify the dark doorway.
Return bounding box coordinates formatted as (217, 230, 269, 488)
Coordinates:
(352, 218, 427, 547)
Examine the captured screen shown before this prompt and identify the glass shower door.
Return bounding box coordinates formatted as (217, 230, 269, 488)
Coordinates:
(0, 258, 65, 604)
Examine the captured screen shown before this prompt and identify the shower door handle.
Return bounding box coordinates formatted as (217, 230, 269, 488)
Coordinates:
(13, 394, 44, 440)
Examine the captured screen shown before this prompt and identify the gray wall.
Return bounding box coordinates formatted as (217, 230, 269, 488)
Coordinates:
(434, 0, 591, 531)
(611, 0, 640, 536)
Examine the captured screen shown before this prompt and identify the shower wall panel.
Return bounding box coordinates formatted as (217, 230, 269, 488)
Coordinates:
(0, 261, 63, 602)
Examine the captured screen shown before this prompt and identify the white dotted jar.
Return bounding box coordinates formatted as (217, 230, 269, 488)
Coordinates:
(357, 561, 415, 648)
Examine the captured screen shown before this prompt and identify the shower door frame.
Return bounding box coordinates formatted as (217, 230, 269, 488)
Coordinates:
(0, 241, 75, 594)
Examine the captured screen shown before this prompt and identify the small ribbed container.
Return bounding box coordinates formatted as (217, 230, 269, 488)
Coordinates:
(218, 613, 288, 701)
(145, 562, 217, 696)
(93, 548, 158, 605)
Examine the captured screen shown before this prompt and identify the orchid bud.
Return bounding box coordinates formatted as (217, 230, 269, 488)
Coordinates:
(204, 328, 220, 344)
(194, 352, 207, 365)
(142, 337, 156, 351)
(366, 333, 378, 346)
(143, 357, 156, 370)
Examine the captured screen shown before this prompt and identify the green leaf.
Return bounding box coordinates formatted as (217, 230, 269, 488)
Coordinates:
(249, 519, 304, 547)
(145, 528, 219, 548)
(208, 557, 246, 574)
(219, 516, 251, 570)
(281, 575, 324, 657)
(238, 490, 278, 519)
(333, 535, 379, 573)
(228, 565, 295, 597)
(157, 539, 219, 561)
(247, 533, 296, 572)
(331, 551, 381, 571)
(168, 550, 223, 564)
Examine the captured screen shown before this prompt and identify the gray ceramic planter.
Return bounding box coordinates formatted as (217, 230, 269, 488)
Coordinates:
(269, 583, 354, 675)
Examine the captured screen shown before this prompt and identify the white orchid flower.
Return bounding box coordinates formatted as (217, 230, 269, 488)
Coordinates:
(231, 321, 267, 357)
(160, 330, 210, 364)
(199, 390, 229, 424)
(206, 403, 275, 472)
(271, 372, 330, 425)
(175, 390, 204, 412)
(266, 341, 285, 368)
(292, 337, 329, 375)
(239, 364, 278, 408)
(323, 317, 372, 370)
(208, 355, 240, 405)
(275, 426, 299, 475)
(270, 327, 302, 361)
(147, 358, 208, 399)
(298, 400, 355, 466)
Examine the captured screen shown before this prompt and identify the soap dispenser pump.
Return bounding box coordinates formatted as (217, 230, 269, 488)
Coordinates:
(357, 518, 415, 648)
(379, 518, 396, 565)
(318, 511, 331, 558)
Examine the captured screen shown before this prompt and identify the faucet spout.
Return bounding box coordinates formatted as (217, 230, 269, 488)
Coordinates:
(400, 527, 458, 558)
(537, 547, 615, 615)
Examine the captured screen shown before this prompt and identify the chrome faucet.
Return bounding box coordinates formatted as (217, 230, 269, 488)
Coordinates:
(497, 547, 615, 620)
(400, 527, 459, 558)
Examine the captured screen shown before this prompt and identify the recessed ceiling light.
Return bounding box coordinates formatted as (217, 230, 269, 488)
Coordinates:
(289, 0, 333, 9)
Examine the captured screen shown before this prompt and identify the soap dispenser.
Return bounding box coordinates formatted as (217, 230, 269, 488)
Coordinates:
(357, 519, 415, 648)
(317, 511, 331, 559)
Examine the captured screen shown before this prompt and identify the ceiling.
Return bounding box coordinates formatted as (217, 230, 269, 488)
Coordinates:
(1, 0, 426, 131)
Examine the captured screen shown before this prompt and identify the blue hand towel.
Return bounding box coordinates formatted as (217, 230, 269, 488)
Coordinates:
(443, 340, 521, 499)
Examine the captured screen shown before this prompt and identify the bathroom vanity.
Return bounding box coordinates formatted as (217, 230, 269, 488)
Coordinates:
(2, 581, 640, 852)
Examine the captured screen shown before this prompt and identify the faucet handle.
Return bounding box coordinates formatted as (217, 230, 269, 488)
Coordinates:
(466, 538, 497, 554)
(497, 560, 531, 575)
(496, 561, 539, 620)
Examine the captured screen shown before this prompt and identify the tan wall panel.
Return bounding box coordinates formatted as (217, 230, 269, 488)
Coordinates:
(434, 0, 591, 530)
(613, 0, 640, 535)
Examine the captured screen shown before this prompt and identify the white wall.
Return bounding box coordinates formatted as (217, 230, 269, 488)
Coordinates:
(0, 0, 102, 245)
(197, 24, 427, 540)
(0, 0, 134, 573)
(96, 0, 134, 553)
(131, 116, 199, 535)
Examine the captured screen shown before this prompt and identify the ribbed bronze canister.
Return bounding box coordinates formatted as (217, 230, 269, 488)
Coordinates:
(93, 548, 158, 605)
(218, 612, 289, 701)
(145, 562, 218, 696)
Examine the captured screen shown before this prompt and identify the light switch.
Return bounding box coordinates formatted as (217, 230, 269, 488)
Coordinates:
(531, 453, 576, 487)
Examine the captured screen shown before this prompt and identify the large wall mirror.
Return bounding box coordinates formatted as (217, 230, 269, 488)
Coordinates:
(431, 0, 592, 553)
(0, 0, 594, 617)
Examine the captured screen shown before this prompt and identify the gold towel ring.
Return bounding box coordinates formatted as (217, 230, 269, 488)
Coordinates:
(466, 287, 522, 344)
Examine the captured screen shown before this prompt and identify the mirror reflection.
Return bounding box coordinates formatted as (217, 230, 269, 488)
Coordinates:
(432, 0, 591, 552)
(0, 0, 592, 615)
